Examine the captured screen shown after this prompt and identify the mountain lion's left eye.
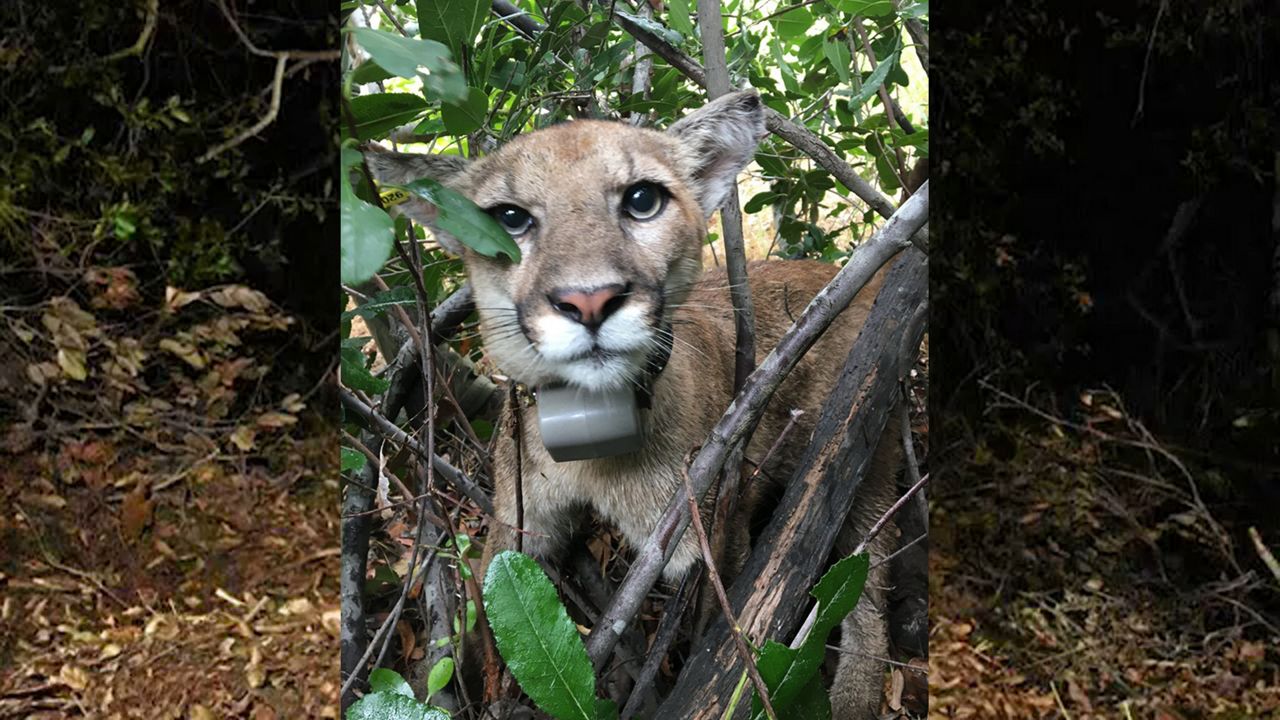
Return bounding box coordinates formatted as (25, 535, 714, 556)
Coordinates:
(622, 182, 665, 221)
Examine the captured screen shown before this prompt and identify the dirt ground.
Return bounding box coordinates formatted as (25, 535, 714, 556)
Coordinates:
(0, 275, 340, 719)
(928, 393, 1280, 719)
(0, 429, 339, 719)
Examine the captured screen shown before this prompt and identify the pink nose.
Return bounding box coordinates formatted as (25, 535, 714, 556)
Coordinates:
(548, 284, 627, 329)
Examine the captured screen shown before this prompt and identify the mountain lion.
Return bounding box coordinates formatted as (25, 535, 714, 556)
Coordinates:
(364, 91, 902, 719)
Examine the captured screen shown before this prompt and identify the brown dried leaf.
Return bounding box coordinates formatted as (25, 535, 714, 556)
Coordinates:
(209, 285, 271, 313)
(121, 480, 154, 542)
(159, 338, 206, 369)
(255, 411, 297, 429)
(57, 347, 88, 381)
(230, 425, 256, 452)
(165, 286, 203, 311)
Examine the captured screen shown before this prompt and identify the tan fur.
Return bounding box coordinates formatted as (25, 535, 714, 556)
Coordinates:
(366, 92, 899, 719)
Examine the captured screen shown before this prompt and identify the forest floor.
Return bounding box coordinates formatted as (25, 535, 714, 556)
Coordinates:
(928, 389, 1280, 719)
(0, 267, 339, 719)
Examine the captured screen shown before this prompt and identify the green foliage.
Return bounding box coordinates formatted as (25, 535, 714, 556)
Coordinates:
(751, 552, 870, 720)
(483, 551, 616, 720)
(398, 179, 521, 262)
(345, 668, 451, 720)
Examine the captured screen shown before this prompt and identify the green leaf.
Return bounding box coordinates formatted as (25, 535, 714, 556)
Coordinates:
(417, 0, 488, 56)
(344, 690, 450, 720)
(667, 0, 694, 38)
(750, 553, 870, 720)
(788, 674, 832, 719)
(770, 38, 800, 95)
(847, 41, 900, 110)
(744, 191, 785, 213)
(347, 93, 429, 141)
(823, 39, 851, 85)
(772, 6, 813, 40)
(832, 0, 895, 15)
(350, 59, 396, 85)
(341, 180, 395, 284)
(397, 179, 521, 262)
(341, 346, 390, 395)
(341, 447, 368, 473)
(369, 668, 415, 698)
(426, 657, 454, 700)
(483, 551, 597, 720)
(347, 28, 466, 103)
(441, 86, 488, 135)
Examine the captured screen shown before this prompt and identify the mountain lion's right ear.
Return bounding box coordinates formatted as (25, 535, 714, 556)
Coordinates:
(666, 90, 767, 218)
(361, 146, 471, 255)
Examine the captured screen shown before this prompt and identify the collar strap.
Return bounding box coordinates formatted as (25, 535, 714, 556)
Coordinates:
(636, 319, 673, 409)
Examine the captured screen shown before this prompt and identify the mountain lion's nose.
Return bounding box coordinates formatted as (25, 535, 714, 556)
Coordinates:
(548, 284, 628, 330)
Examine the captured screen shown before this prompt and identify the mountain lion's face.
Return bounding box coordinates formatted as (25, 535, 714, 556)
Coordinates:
(365, 91, 766, 391)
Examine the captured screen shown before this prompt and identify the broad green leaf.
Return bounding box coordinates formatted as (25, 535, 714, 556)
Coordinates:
(341, 447, 368, 473)
(344, 690, 450, 720)
(417, 0, 488, 57)
(441, 86, 488, 135)
(483, 551, 597, 720)
(833, 0, 895, 15)
(350, 59, 396, 85)
(596, 699, 619, 720)
(744, 191, 785, 213)
(340, 346, 390, 395)
(397, 179, 521, 262)
(340, 180, 395, 284)
(874, 150, 901, 192)
(770, 38, 801, 95)
(772, 6, 813, 40)
(788, 674, 832, 719)
(347, 93, 429, 141)
(426, 657, 454, 700)
(347, 28, 466, 103)
(823, 39, 851, 85)
(667, 0, 694, 39)
(369, 668, 414, 698)
(341, 286, 418, 322)
(751, 553, 870, 720)
(847, 43, 900, 110)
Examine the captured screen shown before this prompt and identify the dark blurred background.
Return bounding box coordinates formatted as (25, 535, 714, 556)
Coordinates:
(929, 0, 1279, 714)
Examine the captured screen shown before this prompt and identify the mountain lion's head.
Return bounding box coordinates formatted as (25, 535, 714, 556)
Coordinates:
(365, 91, 765, 391)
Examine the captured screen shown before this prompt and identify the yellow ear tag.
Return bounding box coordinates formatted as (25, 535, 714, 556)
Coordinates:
(379, 187, 412, 207)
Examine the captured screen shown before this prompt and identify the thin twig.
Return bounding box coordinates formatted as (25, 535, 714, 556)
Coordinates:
(680, 462, 778, 720)
(1132, 0, 1168, 127)
(1249, 527, 1280, 587)
(339, 388, 494, 515)
(101, 0, 160, 63)
(854, 473, 929, 557)
(197, 54, 288, 163)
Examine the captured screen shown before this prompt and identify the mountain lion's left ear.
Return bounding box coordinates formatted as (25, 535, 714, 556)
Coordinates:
(666, 90, 767, 218)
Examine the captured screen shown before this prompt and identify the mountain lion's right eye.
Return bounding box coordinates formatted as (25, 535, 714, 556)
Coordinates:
(490, 205, 533, 236)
